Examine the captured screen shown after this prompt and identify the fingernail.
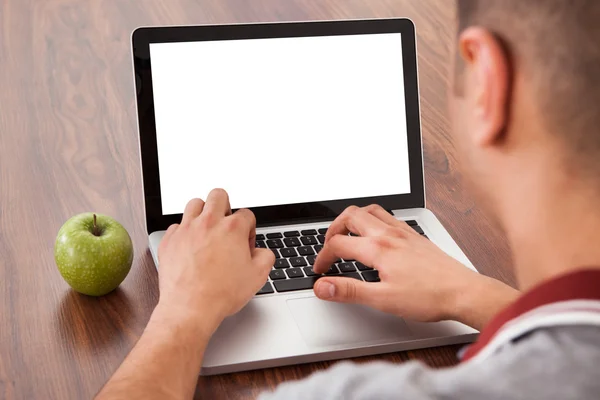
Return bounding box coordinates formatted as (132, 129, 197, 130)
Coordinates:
(317, 281, 335, 299)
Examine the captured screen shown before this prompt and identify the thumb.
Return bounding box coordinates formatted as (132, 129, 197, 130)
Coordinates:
(314, 277, 376, 304)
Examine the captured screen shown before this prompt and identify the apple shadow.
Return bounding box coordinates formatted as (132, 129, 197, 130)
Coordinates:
(54, 288, 136, 353)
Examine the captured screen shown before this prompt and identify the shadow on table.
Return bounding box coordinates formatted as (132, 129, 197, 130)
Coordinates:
(54, 287, 136, 353)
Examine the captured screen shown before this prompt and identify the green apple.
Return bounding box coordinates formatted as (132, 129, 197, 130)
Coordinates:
(54, 213, 133, 296)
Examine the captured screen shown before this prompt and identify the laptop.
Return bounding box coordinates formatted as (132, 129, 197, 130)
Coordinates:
(132, 18, 478, 375)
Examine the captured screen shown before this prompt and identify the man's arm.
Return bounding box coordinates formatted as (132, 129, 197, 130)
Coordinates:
(96, 189, 274, 399)
(96, 198, 517, 399)
(95, 304, 220, 399)
(311, 204, 519, 331)
(450, 272, 519, 330)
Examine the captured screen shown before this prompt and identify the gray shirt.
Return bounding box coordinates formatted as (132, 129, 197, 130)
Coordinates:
(259, 325, 600, 400)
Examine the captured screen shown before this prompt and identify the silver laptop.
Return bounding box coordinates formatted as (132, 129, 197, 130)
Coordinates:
(132, 18, 478, 375)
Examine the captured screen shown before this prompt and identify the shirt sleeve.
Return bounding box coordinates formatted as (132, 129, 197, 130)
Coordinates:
(257, 326, 600, 400)
(257, 361, 439, 400)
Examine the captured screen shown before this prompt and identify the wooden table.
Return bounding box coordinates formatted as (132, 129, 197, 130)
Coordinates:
(0, 1, 515, 398)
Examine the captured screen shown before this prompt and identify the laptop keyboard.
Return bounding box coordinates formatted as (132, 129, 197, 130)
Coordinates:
(255, 220, 428, 295)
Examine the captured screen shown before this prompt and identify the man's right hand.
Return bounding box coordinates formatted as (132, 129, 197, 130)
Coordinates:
(313, 205, 519, 330)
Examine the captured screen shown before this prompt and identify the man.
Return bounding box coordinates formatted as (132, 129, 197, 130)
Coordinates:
(97, 0, 600, 398)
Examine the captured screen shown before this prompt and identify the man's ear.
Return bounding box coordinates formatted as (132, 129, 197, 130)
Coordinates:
(458, 27, 510, 147)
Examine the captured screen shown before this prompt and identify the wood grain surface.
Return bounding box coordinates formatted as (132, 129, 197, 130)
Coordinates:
(0, 0, 514, 398)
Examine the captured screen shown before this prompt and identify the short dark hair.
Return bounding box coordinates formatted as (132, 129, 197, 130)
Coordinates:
(456, 0, 600, 173)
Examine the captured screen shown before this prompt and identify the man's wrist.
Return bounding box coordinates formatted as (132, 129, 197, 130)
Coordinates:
(149, 300, 225, 341)
(446, 273, 519, 330)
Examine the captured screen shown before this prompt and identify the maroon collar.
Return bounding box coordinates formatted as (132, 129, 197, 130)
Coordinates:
(461, 269, 600, 362)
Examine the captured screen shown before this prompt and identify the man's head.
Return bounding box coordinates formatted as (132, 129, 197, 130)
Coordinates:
(450, 0, 600, 221)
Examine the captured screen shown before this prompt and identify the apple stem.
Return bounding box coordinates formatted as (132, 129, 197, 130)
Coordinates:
(93, 214, 100, 237)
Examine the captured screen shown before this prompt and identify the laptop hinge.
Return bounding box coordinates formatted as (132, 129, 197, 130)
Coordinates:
(256, 215, 337, 229)
(256, 208, 395, 229)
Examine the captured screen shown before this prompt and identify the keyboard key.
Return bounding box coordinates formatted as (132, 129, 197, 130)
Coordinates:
(318, 228, 328, 234)
(297, 246, 315, 256)
(284, 231, 300, 237)
(256, 282, 274, 295)
(406, 220, 418, 226)
(284, 237, 301, 247)
(256, 240, 267, 248)
(266, 239, 284, 249)
(314, 245, 323, 253)
(280, 248, 297, 258)
(274, 276, 321, 293)
(362, 270, 380, 282)
(339, 272, 362, 281)
(274, 259, 290, 269)
(342, 258, 355, 262)
(266, 232, 283, 239)
(423, 234, 429, 240)
(411, 225, 424, 235)
(303, 266, 318, 276)
(290, 257, 307, 267)
(269, 270, 286, 280)
(306, 255, 317, 265)
(316, 234, 326, 244)
(256, 234, 265, 240)
(301, 236, 318, 245)
(355, 262, 373, 271)
(325, 265, 340, 275)
(286, 268, 304, 279)
(349, 232, 359, 237)
(301, 229, 318, 235)
(271, 249, 280, 259)
(338, 262, 356, 273)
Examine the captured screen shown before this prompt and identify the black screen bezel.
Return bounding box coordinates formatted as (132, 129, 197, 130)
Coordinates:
(132, 19, 424, 233)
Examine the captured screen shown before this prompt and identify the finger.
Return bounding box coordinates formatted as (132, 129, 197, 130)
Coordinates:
(158, 223, 179, 261)
(325, 206, 389, 243)
(365, 206, 417, 236)
(324, 206, 358, 240)
(203, 188, 232, 219)
(364, 204, 408, 229)
(313, 235, 377, 274)
(230, 209, 257, 249)
(230, 208, 256, 235)
(164, 223, 179, 241)
(181, 198, 205, 225)
(314, 276, 379, 305)
(251, 247, 275, 274)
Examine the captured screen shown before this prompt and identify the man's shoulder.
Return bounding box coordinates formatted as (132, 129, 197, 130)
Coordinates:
(448, 325, 600, 399)
(485, 324, 600, 365)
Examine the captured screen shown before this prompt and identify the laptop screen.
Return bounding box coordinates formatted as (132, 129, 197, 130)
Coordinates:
(149, 33, 411, 215)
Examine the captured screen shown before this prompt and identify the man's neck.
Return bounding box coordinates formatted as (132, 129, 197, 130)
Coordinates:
(501, 167, 600, 292)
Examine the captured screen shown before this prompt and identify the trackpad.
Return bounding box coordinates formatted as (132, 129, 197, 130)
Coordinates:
(287, 297, 412, 348)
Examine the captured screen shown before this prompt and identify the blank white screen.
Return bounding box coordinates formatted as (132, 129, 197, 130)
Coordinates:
(150, 33, 411, 215)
